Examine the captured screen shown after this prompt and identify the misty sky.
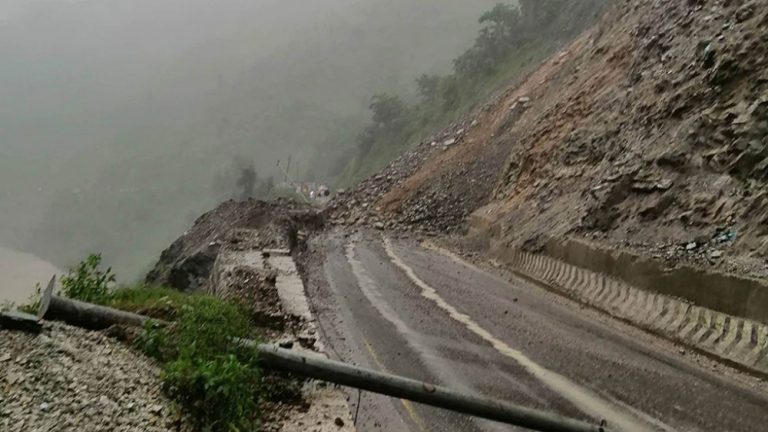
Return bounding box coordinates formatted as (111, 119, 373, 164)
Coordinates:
(0, 0, 500, 278)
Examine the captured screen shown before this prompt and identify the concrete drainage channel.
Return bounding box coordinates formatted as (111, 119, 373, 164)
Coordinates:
(490, 240, 768, 377)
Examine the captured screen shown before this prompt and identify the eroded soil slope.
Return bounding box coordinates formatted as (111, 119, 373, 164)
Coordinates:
(334, 0, 768, 280)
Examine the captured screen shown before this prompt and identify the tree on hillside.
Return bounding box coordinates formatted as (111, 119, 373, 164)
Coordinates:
(454, 3, 523, 78)
(213, 157, 276, 201)
(416, 74, 441, 103)
(236, 164, 257, 200)
(479, 3, 521, 42)
(369, 94, 406, 130)
(356, 93, 408, 155)
(519, 0, 562, 33)
(438, 75, 461, 110)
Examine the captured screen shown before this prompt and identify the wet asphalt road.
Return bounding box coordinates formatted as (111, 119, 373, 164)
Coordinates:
(304, 230, 768, 432)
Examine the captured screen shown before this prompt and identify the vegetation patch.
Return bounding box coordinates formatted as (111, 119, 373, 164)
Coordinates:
(136, 295, 262, 432)
(60, 253, 115, 303)
(56, 255, 265, 432)
(336, 0, 609, 186)
(105, 286, 188, 320)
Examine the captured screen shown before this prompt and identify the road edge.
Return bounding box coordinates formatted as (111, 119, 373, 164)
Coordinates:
(488, 244, 768, 379)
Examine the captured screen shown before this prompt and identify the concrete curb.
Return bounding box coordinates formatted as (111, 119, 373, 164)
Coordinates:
(211, 240, 356, 430)
(494, 247, 768, 377)
(264, 250, 357, 432)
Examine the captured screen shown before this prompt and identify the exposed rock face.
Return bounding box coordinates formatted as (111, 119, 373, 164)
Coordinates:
(481, 0, 768, 276)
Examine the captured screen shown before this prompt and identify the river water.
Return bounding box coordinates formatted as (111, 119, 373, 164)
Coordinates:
(0, 246, 61, 305)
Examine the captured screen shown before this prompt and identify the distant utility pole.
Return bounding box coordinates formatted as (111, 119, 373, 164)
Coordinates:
(285, 155, 292, 183)
(276, 160, 310, 204)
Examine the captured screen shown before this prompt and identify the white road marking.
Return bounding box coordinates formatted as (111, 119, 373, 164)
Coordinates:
(385, 237, 675, 432)
(344, 240, 475, 395)
(344, 238, 517, 432)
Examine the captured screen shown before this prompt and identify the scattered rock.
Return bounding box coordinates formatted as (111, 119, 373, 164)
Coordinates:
(327, 0, 768, 282)
(1, 322, 190, 432)
(278, 339, 295, 349)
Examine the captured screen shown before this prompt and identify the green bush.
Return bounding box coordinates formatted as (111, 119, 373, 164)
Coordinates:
(165, 353, 260, 432)
(60, 253, 115, 302)
(134, 319, 175, 361)
(174, 297, 253, 359)
(55, 259, 263, 431)
(130, 293, 262, 431)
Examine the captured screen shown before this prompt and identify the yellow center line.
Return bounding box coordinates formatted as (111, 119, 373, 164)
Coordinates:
(362, 339, 427, 432)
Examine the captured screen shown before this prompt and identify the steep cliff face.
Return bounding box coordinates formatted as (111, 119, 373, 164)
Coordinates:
(334, 0, 768, 279)
(482, 0, 768, 276)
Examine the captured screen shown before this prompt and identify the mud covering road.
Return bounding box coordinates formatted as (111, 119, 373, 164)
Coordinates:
(300, 229, 768, 432)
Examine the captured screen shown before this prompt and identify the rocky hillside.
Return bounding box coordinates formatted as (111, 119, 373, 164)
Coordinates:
(331, 0, 768, 280)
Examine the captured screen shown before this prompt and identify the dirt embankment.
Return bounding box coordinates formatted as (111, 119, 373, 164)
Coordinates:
(329, 0, 768, 283)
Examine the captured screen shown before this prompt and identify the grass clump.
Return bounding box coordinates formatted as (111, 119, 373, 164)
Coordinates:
(104, 285, 188, 319)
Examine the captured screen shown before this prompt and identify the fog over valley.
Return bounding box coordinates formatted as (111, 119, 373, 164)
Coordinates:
(0, 0, 500, 283)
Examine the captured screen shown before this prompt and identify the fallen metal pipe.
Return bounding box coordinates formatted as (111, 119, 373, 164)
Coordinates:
(37, 277, 149, 330)
(40, 292, 608, 432)
(255, 343, 607, 432)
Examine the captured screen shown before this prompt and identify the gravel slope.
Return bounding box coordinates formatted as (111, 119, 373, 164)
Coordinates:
(1, 322, 191, 432)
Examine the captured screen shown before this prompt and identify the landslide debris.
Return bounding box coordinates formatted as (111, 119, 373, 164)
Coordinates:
(326, 118, 478, 233)
(146, 199, 321, 294)
(330, 0, 768, 279)
(1, 322, 191, 432)
(145, 198, 324, 334)
(486, 0, 768, 277)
